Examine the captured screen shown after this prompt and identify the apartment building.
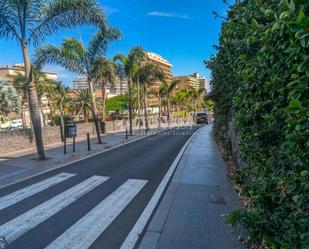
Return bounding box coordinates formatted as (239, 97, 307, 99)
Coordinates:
(144, 52, 173, 107)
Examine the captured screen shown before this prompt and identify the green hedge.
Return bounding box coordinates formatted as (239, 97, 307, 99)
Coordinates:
(206, 0, 309, 248)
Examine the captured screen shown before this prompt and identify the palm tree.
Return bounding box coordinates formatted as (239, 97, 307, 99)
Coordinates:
(52, 82, 71, 140)
(13, 70, 57, 127)
(35, 28, 120, 144)
(0, 0, 107, 159)
(0, 80, 22, 123)
(165, 80, 180, 125)
(137, 63, 164, 132)
(173, 88, 190, 117)
(93, 58, 116, 121)
(71, 89, 92, 122)
(188, 87, 206, 116)
(114, 47, 145, 134)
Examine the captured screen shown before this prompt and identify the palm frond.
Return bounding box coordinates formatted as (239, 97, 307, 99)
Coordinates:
(0, 0, 22, 41)
(28, 0, 107, 45)
(34, 43, 85, 75)
(87, 27, 121, 61)
(92, 57, 116, 86)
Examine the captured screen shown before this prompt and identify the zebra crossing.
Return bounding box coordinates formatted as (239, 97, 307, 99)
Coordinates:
(0, 172, 148, 249)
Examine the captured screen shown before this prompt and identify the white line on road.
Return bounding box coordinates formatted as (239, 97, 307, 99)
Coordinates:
(120, 128, 199, 249)
(0, 175, 109, 247)
(0, 172, 76, 212)
(45, 179, 148, 249)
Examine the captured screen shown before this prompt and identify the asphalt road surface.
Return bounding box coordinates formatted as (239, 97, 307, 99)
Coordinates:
(0, 126, 198, 249)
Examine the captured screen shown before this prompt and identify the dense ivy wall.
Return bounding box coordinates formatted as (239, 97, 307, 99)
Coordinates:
(206, 0, 309, 248)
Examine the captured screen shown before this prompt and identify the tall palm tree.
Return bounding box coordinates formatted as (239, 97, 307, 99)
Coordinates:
(52, 82, 71, 140)
(71, 89, 92, 123)
(137, 63, 164, 132)
(35, 28, 120, 144)
(93, 58, 116, 121)
(188, 87, 206, 116)
(13, 70, 57, 127)
(114, 47, 145, 134)
(173, 88, 190, 117)
(0, 0, 107, 159)
(166, 80, 180, 125)
(0, 80, 22, 123)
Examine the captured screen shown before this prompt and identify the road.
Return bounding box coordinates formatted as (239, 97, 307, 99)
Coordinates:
(0, 126, 198, 249)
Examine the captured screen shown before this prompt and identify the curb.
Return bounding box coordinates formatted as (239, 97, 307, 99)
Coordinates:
(119, 127, 200, 249)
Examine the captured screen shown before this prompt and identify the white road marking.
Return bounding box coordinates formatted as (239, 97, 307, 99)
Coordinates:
(45, 179, 148, 249)
(0, 172, 76, 211)
(120, 128, 199, 249)
(0, 175, 109, 246)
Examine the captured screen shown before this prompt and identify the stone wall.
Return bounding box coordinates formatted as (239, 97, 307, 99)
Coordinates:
(0, 120, 126, 155)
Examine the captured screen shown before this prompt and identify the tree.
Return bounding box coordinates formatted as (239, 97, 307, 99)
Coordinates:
(71, 89, 92, 122)
(105, 95, 128, 113)
(52, 82, 71, 139)
(188, 87, 206, 116)
(13, 69, 57, 127)
(93, 58, 116, 121)
(0, 80, 22, 123)
(137, 63, 164, 132)
(114, 47, 145, 134)
(35, 28, 120, 144)
(0, 0, 107, 159)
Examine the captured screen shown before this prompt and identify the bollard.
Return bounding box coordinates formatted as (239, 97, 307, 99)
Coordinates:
(87, 133, 91, 151)
(73, 137, 76, 152)
(64, 136, 67, 154)
(125, 127, 128, 140)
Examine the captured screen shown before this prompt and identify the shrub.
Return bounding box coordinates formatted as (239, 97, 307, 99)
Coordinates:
(206, 0, 309, 248)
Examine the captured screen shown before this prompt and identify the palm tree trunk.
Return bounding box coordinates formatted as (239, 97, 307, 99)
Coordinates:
(59, 106, 65, 142)
(143, 85, 149, 132)
(128, 78, 133, 134)
(101, 82, 106, 121)
(167, 95, 171, 127)
(88, 78, 102, 144)
(21, 42, 45, 160)
(84, 107, 89, 122)
(47, 99, 55, 126)
(38, 94, 45, 127)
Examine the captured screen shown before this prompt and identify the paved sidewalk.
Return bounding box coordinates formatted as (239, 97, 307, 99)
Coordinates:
(138, 125, 246, 249)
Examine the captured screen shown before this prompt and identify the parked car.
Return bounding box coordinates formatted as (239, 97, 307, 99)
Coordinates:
(10, 119, 23, 128)
(195, 112, 208, 124)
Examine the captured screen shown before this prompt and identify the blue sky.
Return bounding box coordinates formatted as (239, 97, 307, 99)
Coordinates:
(0, 0, 229, 87)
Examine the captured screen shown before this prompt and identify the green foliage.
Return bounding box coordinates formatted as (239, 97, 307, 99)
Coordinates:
(206, 0, 309, 248)
(105, 95, 128, 113)
(0, 80, 22, 122)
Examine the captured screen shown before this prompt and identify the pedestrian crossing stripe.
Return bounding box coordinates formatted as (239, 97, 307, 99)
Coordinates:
(0, 175, 109, 246)
(0, 173, 76, 212)
(45, 179, 147, 249)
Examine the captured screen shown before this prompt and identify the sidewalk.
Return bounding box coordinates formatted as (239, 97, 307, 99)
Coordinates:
(138, 125, 246, 249)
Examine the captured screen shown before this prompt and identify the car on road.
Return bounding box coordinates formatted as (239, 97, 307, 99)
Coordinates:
(195, 112, 208, 124)
(10, 119, 23, 128)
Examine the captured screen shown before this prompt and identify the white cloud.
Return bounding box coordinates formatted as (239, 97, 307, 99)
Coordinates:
(148, 11, 190, 19)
